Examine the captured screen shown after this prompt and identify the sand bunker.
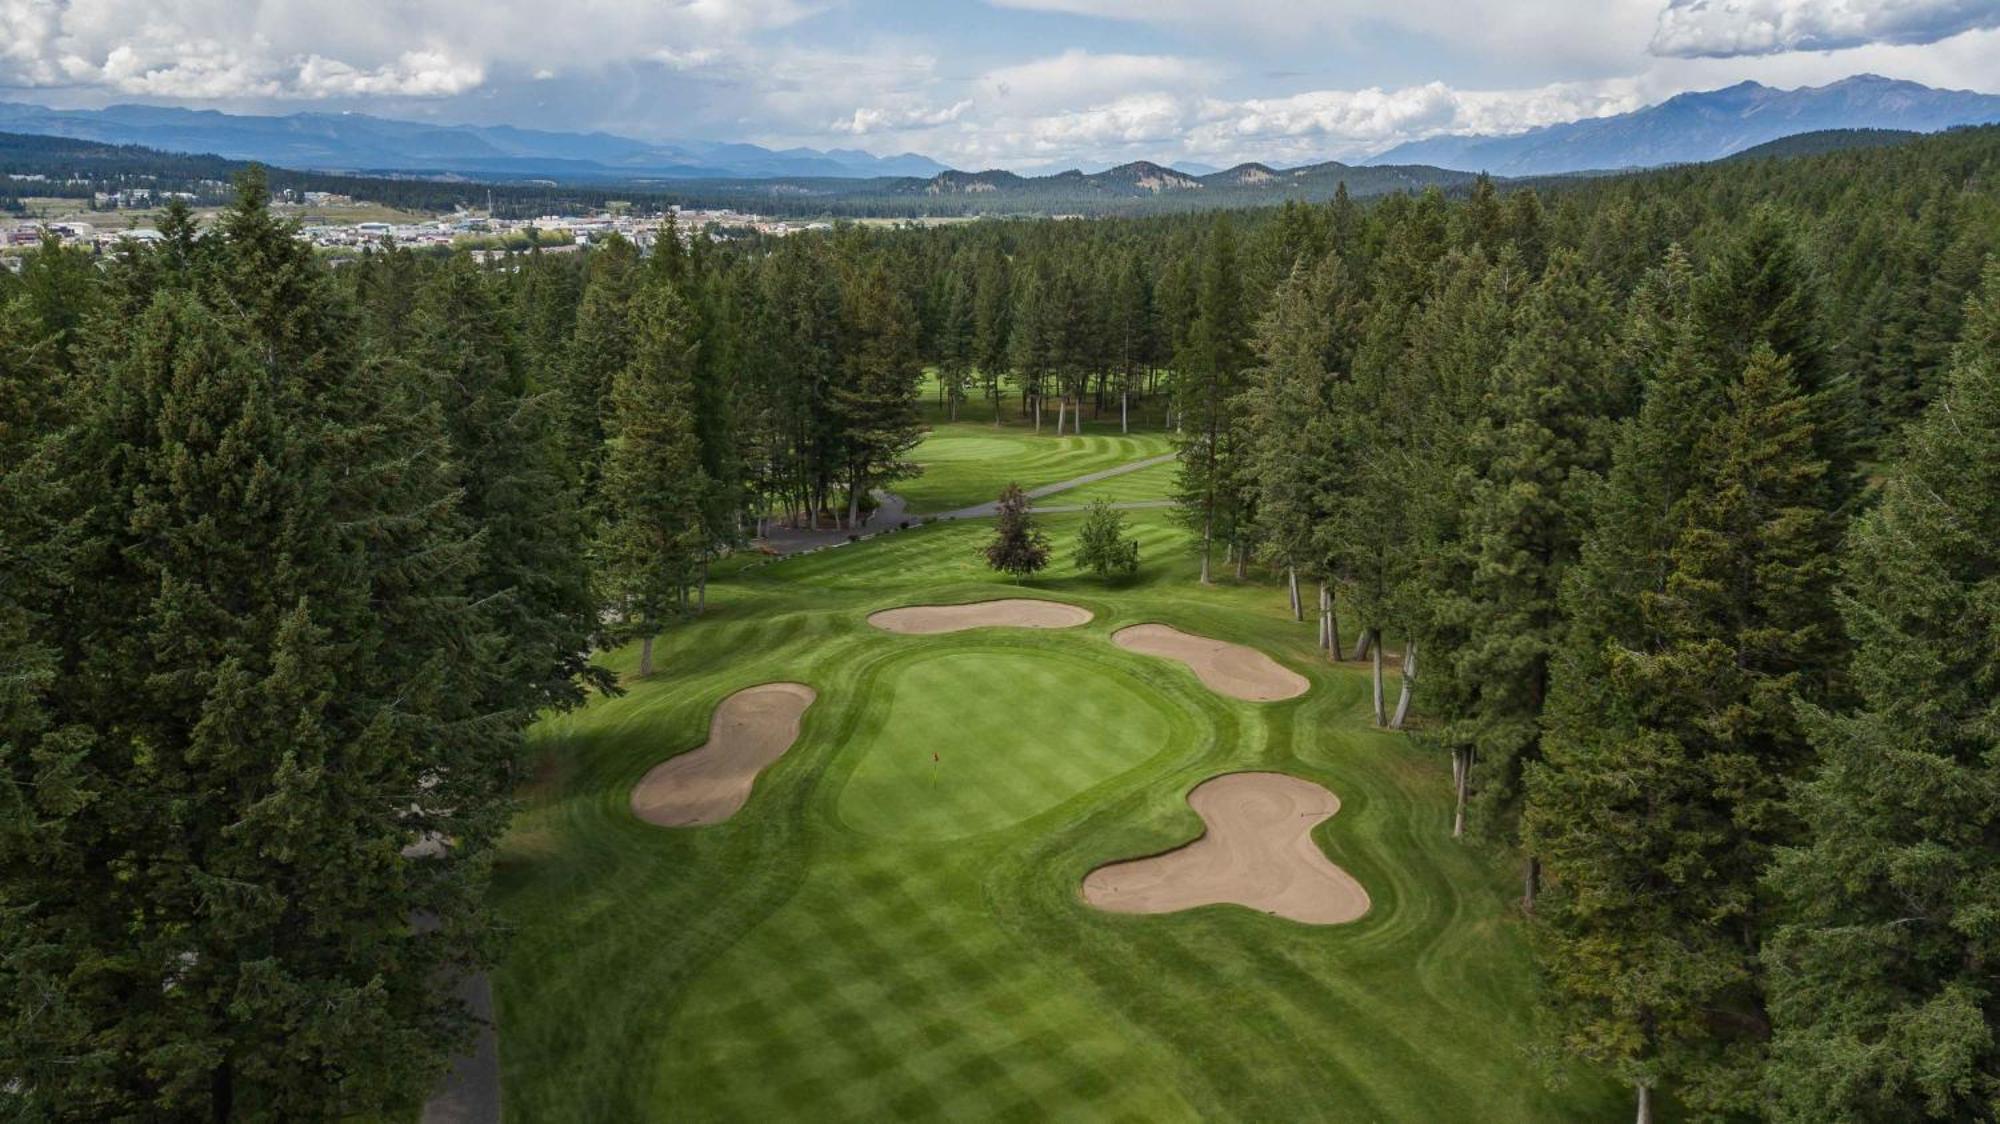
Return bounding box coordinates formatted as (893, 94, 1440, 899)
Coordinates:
(1082, 772, 1369, 925)
(867, 598, 1093, 634)
(631, 682, 817, 827)
(1112, 624, 1309, 701)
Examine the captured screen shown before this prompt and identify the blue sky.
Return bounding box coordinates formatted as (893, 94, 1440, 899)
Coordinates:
(4, 0, 1998, 169)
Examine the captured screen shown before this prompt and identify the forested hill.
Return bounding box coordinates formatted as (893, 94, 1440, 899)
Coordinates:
(4, 113, 2000, 1120)
(0, 129, 1478, 217)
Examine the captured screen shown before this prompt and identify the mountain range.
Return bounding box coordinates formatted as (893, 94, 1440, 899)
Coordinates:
(5, 74, 1998, 192)
(0, 101, 949, 181)
(1366, 75, 2000, 176)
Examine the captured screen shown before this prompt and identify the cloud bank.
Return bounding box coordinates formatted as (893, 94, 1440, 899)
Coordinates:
(1651, 0, 2000, 58)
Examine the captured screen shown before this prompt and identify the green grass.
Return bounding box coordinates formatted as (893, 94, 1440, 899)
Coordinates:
(1053, 459, 1180, 506)
(898, 372, 1176, 513)
(490, 511, 1622, 1121)
(837, 648, 1182, 839)
(897, 426, 1173, 513)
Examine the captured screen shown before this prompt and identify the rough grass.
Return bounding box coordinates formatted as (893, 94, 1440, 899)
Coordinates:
(490, 512, 1622, 1121)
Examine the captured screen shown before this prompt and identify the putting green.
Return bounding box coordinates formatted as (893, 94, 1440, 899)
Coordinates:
(837, 649, 1180, 839)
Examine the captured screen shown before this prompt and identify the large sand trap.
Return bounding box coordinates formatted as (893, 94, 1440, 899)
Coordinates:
(631, 682, 816, 827)
(1082, 772, 1370, 925)
(867, 598, 1093, 634)
(1111, 624, 1309, 701)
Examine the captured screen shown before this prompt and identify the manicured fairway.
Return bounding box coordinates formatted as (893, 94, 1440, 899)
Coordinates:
(898, 424, 1174, 513)
(1053, 458, 1179, 505)
(491, 511, 1624, 1121)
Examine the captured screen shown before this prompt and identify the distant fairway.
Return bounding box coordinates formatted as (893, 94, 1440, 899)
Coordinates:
(492, 510, 1624, 1121)
(838, 648, 1182, 839)
(897, 425, 1174, 513)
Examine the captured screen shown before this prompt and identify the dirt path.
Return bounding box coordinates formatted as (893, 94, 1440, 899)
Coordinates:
(1112, 623, 1310, 701)
(1082, 772, 1370, 925)
(631, 683, 817, 827)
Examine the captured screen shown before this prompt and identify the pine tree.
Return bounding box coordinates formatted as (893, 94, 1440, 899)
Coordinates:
(971, 247, 1012, 424)
(984, 483, 1050, 579)
(835, 261, 924, 527)
(1526, 344, 1845, 1117)
(408, 254, 607, 713)
(560, 236, 643, 520)
(1435, 251, 1623, 855)
(1174, 216, 1254, 583)
(597, 280, 710, 678)
(1074, 499, 1139, 580)
(1762, 265, 2000, 1120)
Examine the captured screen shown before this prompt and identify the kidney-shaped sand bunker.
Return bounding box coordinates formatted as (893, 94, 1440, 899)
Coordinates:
(631, 682, 817, 827)
(867, 598, 1092, 634)
(1112, 623, 1309, 701)
(1082, 771, 1370, 925)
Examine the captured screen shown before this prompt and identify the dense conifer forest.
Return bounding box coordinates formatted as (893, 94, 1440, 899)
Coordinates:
(5, 123, 2000, 1119)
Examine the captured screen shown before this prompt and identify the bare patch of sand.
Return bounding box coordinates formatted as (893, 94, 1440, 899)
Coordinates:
(867, 598, 1093, 635)
(630, 682, 817, 827)
(1082, 772, 1369, 925)
(1112, 623, 1309, 701)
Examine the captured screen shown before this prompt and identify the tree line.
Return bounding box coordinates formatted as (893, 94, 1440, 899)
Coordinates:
(3, 118, 1999, 1118)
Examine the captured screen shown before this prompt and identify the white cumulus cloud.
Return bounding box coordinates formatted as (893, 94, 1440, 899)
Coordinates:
(1651, 0, 2000, 57)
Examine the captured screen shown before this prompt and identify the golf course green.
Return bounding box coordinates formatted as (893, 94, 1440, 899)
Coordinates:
(490, 493, 1623, 1120)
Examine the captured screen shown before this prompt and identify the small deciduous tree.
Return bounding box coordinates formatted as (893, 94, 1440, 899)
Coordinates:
(1074, 499, 1139, 580)
(984, 483, 1049, 580)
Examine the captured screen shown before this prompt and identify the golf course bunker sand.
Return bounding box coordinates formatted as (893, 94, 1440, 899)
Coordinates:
(867, 598, 1093, 635)
(630, 683, 817, 827)
(1112, 624, 1309, 701)
(1082, 772, 1370, 925)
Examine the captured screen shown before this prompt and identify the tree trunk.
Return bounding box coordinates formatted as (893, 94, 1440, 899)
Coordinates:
(697, 562, 708, 615)
(1523, 855, 1541, 913)
(1056, 396, 1066, 436)
(1389, 641, 1416, 729)
(1288, 567, 1301, 621)
(1371, 641, 1386, 726)
(1199, 517, 1213, 585)
(210, 1060, 233, 1124)
(1351, 627, 1376, 663)
(1234, 544, 1247, 580)
(1452, 748, 1470, 838)
(1121, 390, 1128, 434)
(1328, 588, 1342, 658)
(847, 473, 862, 529)
(1635, 1082, 1653, 1124)
(1034, 395, 1043, 433)
(639, 633, 655, 678)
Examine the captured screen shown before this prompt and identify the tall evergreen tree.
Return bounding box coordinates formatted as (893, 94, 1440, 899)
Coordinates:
(408, 255, 607, 712)
(1433, 251, 1623, 860)
(1174, 216, 1253, 583)
(1762, 265, 2000, 1120)
(596, 281, 710, 678)
(1527, 345, 1845, 1118)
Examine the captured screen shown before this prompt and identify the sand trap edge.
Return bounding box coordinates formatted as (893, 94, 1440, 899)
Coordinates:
(1079, 770, 1371, 926)
(867, 598, 1094, 635)
(1110, 622, 1310, 702)
(629, 681, 817, 828)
